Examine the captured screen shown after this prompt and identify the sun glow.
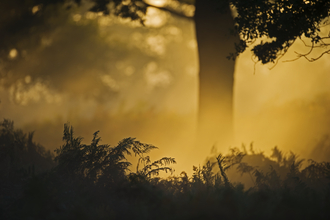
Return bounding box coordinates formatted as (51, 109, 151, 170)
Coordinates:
(144, 7, 168, 27)
(145, 0, 168, 7)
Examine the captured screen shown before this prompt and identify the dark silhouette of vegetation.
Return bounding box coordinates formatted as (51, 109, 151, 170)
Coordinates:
(0, 119, 55, 179)
(1, 119, 330, 219)
(0, 119, 55, 219)
(232, 0, 330, 63)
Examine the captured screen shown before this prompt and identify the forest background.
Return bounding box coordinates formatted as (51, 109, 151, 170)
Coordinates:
(0, 0, 330, 173)
(1, 0, 330, 219)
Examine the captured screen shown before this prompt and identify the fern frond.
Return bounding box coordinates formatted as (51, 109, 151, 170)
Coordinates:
(145, 167, 174, 177)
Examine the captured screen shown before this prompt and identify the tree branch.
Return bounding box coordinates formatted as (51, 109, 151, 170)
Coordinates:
(284, 37, 330, 63)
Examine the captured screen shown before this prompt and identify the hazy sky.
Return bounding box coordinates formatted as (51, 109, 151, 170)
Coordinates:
(1, 3, 330, 173)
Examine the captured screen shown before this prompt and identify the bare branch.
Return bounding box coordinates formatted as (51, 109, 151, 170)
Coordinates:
(284, 38, 330, 63)
(304, 49, 330, 62)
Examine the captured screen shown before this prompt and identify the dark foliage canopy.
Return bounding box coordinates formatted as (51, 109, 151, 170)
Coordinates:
(231, 0, 330, 63)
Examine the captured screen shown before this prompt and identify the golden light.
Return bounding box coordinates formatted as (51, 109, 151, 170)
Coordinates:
(145, 0, 168, 7)
(25, 75, 31, 84)
(9, 49, 18, 59)
(73, 14, 82, 22)
(144, 7, 167, 27)
(32, 5, 41, 14)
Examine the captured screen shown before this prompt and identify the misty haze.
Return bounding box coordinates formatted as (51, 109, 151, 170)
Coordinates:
(1, 0, 330, 219)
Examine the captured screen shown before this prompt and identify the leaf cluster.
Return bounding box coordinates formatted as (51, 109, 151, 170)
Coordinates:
(231, 0, 330, 63)
(89, 0, 147, 22)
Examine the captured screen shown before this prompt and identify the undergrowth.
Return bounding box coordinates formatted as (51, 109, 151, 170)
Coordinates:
(1, 119, 330, 220)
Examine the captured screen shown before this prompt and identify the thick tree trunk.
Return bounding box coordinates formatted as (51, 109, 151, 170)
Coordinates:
(194, 0, 239, 154)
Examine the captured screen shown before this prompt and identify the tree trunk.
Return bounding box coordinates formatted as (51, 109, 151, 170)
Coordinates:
(194, 0, 239, 155)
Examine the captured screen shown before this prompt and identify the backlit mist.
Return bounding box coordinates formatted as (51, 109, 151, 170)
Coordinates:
(1, 2, 330, 174)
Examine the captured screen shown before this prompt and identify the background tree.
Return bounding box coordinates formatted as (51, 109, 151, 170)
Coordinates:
(194, 0, 238, 152)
